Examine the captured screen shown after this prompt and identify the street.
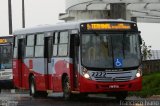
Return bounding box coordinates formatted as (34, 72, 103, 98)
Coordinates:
(0, 90, 119, 106)
(0, 90, 160, 106)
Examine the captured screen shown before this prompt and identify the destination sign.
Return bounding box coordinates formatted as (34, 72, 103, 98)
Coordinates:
(86, 23, 131, 30)
(0, 39, 8, 43)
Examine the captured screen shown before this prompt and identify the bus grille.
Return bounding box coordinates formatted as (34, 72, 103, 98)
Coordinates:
(89, 71, 135, 82)
(94, 76, 132, 82)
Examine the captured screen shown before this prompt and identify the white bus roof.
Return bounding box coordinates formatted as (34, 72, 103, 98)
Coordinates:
(13, 19, 136, 35)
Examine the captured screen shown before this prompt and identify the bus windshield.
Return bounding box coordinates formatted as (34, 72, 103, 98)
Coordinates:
(0, 45, 12, 69)
(81, 32, 141, 69)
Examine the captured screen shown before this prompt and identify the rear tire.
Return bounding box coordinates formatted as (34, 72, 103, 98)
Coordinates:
(29, 76, 39, 97)
(39, 91, 48, 97)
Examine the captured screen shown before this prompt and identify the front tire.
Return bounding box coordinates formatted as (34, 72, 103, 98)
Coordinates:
(115, 91, 128, 101)
(62, 76, 72, 100)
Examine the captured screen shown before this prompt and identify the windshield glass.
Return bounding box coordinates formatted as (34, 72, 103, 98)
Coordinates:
(0, 45, 12, 69)
(81, 32, 141, 69)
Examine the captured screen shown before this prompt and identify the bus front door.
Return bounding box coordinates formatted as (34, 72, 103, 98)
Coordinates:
(70, 34, 79, 91)
(17, 39, 25, 88)
(44, 36, 53, 90)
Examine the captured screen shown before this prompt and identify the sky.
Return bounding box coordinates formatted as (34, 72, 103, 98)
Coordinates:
(0, 0, 160, 50)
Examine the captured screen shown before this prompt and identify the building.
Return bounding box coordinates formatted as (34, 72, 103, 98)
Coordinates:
(59, 0, 160, 23)
(143, 50, 160, 73)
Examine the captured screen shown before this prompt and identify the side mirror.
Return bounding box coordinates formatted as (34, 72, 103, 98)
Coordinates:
(139, 34, 142, 45)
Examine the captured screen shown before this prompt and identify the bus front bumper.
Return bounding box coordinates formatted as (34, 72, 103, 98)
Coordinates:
(79, 76, 142, 93)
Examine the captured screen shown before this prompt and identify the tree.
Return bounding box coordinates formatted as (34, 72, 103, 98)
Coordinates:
(141, 39, 152, 61)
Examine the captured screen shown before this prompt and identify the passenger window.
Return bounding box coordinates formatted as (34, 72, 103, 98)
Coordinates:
(59, 31, 68, 43)
(54, 32, 58, 44)
(36, 33, 44, 45)
(26, 34, 35, 57)
(26, 47, 34, 57)
(35, 46, 44, 57)
(27, 34, 34, 46)
(53, 45, 57, 56)
(53, 32, 58, 56)
(58, 31, 68, 56)
(58, 44, 68, 56)
(53, 31, 69, 57)
(35, 33, 44, 57)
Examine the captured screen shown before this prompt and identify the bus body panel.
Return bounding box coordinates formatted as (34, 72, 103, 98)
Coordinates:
(51, 57, 72, 92)
(13, 58, 47, 90)
(47, 61, 54, 90)
(24, 58, 47, 91)
(13, 57, 74, 92)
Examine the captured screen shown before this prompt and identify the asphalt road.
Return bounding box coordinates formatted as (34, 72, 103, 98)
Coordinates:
(0, 90, 160, 106)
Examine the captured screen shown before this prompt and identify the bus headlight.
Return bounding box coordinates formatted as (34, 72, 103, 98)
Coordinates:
(136, 72, 141, 78)
(82, 67, 90, 79)
(84, 73, 90, 79)
(136, 67, 142, 78)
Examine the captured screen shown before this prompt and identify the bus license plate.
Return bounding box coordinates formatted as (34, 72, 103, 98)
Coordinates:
(109, 85, 119, 89)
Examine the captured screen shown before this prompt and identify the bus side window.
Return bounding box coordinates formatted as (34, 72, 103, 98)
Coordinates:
(26, 34, 35, 58)
(53, 32, 58, 56)
(58, 31, 68, 56)
(35, 33, 44, 57)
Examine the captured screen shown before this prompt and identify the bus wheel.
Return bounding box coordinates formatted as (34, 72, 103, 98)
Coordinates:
(29, 76, 38, 97)
(115, 91, 128, 101)
(39, 91, 48, 97)
(77, 93, 88, 100)
(63, 76, 72, 100)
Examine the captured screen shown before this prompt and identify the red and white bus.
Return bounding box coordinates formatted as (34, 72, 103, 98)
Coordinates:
(13, 19, 142, 100)
(0, 36, 13, 89)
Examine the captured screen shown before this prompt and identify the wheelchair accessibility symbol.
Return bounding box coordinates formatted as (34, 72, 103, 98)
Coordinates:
(114, 58, 123, 68)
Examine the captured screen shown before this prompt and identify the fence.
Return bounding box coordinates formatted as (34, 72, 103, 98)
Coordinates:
(142, 60, 160, 74)
(143, 50, 160, 74)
